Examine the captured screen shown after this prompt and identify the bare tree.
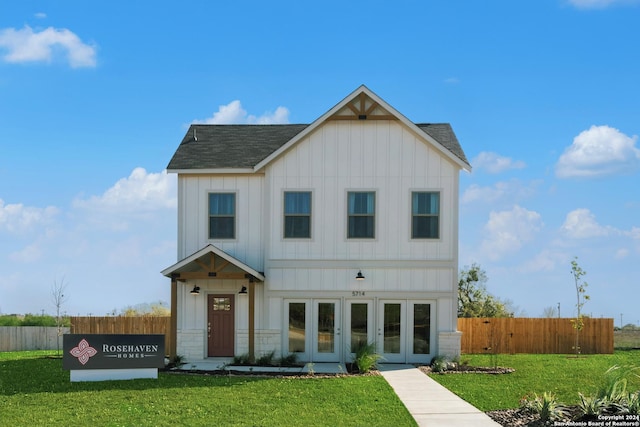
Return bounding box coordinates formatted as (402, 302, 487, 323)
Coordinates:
(51, 278, 69, 355)
(541, 306, 557, 318)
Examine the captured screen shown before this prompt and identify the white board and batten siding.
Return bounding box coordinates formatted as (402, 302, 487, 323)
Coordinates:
(177, 174, 265, 271)
(264, 120, 459, 289)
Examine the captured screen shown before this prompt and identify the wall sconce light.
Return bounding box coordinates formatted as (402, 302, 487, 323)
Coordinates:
(355, 270, 365, 281)
(239, 286, 248, 294)
(190, 286, 200, 295)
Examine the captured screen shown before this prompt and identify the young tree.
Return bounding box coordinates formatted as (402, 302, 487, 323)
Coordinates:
(569, 257, 589, 356)
(51, 278, 69, 355)
(458, 263, 514, 318)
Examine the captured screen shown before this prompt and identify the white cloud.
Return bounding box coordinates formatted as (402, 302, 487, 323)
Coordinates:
(561, 208, 614, 238)
(73, 168, 176, 214)
(9, 241, 43, 263)
(0, 25, 96, 68)
(195, 100, 290, 124)
(615, 248, 629, 259)
(567, 0, 640, 8)
(628, 227, 640, 240)
(555, 125, 640, 178)
(35, 13, 47, 19)
(0, 199, 59, 234)
(480, 205, 543, 260)
(472, 151, 526, 174)
(461, 179, 539, 205)
(519, 250, 564, 273)
(444, 77, 459, 84)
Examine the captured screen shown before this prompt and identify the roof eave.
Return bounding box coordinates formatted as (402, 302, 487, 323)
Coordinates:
(167, 168, 258, 175)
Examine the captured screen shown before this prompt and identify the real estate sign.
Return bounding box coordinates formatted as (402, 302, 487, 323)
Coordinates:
(63, 334, 165, 381)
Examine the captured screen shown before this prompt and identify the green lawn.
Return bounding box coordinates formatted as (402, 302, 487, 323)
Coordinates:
(0, 351, 416, 427)
(429, 351, 640, 411)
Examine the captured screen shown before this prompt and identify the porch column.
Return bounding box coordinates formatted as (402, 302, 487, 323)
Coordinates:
(248, 279, 255, 363)
(170, 277, 178, 359)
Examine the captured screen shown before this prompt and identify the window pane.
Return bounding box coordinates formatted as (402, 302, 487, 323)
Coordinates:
(412, 192, 439, 239)
(348, 192, 375, 238)
(412, 192, 438, 215)
(209, 193, 235, 215)
(284, 192, 311, 214)
(350, 303, 368, 350)
(412, 217, 439, 239)
(288, 303, 306, 353)
(348, 217, 374, 238)
(348, 192, 374, 214)
(317, 303, 335, 353)
(413, 304, 431, 354)
(210, 217, 235, 239)
(284, 192, 311, 238)
(209, 193, 235, 239)
(284, 217, 310, 238)
(383, 304, 401, 354)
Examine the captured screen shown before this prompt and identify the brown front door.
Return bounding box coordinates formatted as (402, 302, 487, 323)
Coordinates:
(207, 294, 235, 357)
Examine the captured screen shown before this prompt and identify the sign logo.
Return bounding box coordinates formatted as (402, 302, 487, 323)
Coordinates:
(69, 338, 98, 365)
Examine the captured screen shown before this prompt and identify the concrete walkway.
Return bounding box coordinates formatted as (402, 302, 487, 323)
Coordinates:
(379, 364, 501, 427)
(181, 360, 500, 426)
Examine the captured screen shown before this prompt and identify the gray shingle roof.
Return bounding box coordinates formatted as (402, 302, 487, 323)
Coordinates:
(416, 123, 470, 167)
(167, 123, 469, 170)
(167, 124, 309, 170)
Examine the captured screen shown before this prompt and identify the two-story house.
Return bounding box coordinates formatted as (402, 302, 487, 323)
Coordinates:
(162, 85, 470, 365)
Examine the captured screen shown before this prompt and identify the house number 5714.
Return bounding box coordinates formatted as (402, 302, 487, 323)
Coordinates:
(352, 291, 365, 297)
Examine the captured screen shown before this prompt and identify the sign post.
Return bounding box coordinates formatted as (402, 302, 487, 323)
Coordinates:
(63, 334, 165, 382)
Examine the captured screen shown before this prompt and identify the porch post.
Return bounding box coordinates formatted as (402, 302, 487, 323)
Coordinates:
(170, 277, 178, 359)
(248, 279, 255, 363)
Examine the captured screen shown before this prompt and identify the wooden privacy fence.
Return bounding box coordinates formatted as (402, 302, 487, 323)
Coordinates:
(0, 326, 70, 351)
(458, 317, 614, 354)
(70, 316, 172, 355)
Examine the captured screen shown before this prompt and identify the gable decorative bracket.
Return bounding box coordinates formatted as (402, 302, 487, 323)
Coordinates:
(328, 92, 397, 121)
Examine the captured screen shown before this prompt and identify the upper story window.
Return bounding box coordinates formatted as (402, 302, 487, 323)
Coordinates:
(348, 191, 375, 239)
(209, 193, 235, 239)
(284, 191, 311, 238)
(412, 191, 439, 239)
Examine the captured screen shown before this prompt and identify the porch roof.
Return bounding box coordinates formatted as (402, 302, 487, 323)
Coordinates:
(161, 244, 264, 282)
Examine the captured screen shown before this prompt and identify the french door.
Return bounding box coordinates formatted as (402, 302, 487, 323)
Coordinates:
(345, 301, 374, 357)
(312, 300, 341, 362)
(285, 299, 341, 362)
(377, 300, 434, 363)
(378, 300, 406, 363)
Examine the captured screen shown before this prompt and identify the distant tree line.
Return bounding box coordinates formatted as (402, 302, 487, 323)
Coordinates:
(0, 314, 71, 327)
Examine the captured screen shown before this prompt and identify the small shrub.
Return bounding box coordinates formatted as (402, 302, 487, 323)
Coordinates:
(577, 392, 605, 418)
(627, 391, 640, 415)
(430, 355, 457, 373)
(232, 353, 251, 365)
(521, 392, 568, 422)
(277, 353, 298, 367)
(351, 341, 383, 374)
(167, 354, 186, 369)
(257, 350, 276, 366)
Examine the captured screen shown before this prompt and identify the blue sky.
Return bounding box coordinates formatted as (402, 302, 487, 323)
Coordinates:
(1, 1, 638, 325)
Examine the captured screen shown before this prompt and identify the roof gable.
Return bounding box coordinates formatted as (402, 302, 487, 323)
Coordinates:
(167, 85, 470, 172)
(161, 244, 265, 281)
